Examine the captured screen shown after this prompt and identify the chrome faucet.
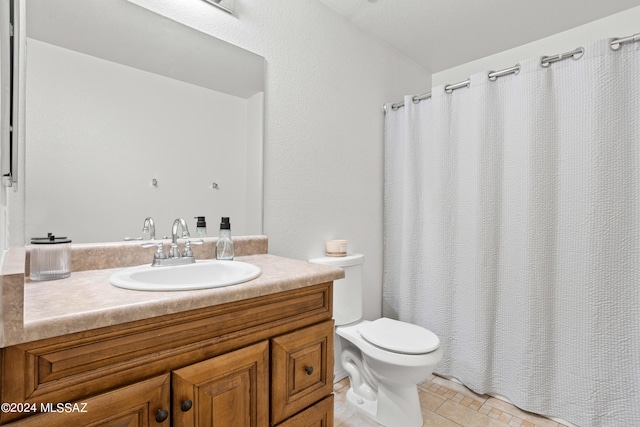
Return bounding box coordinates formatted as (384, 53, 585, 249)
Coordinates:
(170, 218, 191, 258)
(141, 218, 202, 266)
(142, 217, 156, 240)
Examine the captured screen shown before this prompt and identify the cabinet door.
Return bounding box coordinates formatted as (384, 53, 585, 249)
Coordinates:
(271, 320, 334, 425)
(276, 395, 333, 427)
(9, 374, 171, 427)
(172, 341, 269, 427)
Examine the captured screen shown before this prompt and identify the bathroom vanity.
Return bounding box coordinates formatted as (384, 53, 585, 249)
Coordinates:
(0, 237, 343, 426)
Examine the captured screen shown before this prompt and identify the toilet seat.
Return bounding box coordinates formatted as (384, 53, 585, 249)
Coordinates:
(338, 320, 443, 371)
(358, 318, 439, 355)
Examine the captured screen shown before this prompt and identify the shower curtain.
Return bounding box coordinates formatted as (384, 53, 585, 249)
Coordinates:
(383, 39, 639, 427)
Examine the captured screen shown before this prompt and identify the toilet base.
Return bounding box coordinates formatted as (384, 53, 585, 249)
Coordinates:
(333, 331, 349, 382)
(345, 388, 378, 420)
(345, 382, 423, 427)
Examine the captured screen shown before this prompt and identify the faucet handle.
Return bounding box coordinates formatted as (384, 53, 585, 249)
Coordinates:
(141, 241, 167, 260)
(182, 239, 204, 257)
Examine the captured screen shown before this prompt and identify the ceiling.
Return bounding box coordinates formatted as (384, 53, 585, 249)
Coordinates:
(316, 0, 640, 73)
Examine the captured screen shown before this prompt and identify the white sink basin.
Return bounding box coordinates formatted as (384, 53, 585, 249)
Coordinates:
(109, 260, 261, 291)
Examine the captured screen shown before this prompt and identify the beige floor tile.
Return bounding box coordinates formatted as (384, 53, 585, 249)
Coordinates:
(452, 393, 466, 403)
(485, 397, 559, 427)
(418, 390, 447, 411)
(487, 407, 501, 419)
(419, 388, 448, 412)
(435, 400, 507, 427)
(498, 412, 513, 424)
(334, 393, 358, 426)
(422, 409, 465, 427)
(469, 400, 483, 411)
(431, 377, 490, 403)
(334, 378, 350, 393)
(445, 390, 458, 399)
(460, 396, 475, 406)
(334, 391, 349, 403)
(339, 411, 384, 427)
(335, 376, 561, 427)
(436, 387, 450, 396)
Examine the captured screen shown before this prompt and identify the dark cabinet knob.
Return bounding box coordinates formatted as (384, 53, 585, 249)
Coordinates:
(155, 409, 169, 423)
(181, 399, 193, 412)
(304, 366, 314, 375)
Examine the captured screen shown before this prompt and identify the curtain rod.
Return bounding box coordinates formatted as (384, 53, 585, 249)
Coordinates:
(383, 32, 640, 113)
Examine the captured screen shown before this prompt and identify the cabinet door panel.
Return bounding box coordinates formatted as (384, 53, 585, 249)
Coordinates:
(8, 374, 170, 427)
(271, 321, 334, 424)
(172, 341, 269, 427)
(200, 371, 251, 426)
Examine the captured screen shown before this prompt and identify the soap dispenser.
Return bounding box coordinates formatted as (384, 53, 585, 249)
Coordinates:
(216, 217, 234, 260)
(194, 216, 207, 237)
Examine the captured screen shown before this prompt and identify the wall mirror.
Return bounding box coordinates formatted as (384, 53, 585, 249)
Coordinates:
(23, 0, 264, 243)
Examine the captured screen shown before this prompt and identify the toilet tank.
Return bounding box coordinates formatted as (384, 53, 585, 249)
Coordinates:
(309, 253, 364, 326)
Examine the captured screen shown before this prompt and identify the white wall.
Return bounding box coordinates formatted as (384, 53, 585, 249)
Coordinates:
(433, 5, 640, 87)
(245, 92, 264, 235)
(126, 0, 429, 320)
(25, 39, 258, 242)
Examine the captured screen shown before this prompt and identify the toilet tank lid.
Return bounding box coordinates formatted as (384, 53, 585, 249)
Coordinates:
(309, 253, 364, 267)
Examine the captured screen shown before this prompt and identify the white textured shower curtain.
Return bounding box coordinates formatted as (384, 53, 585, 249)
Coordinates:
(383, 39, 639, 427)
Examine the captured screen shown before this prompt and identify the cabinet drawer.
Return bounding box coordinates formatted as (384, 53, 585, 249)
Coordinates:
(271, 320, 334, 425)
(276, 394, 333, 427)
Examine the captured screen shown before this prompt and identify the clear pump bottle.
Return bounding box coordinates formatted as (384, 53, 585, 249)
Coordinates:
(216, 217, 234, 260)
(194, 216, 207, 237)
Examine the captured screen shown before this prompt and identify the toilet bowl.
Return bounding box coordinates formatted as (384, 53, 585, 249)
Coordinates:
(309, 253, 442, 427)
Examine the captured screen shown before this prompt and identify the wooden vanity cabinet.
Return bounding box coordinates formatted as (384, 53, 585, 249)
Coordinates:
(0, 282, 334, 427)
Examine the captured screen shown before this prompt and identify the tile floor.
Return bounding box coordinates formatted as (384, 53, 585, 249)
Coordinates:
(334, 375, 571, 427)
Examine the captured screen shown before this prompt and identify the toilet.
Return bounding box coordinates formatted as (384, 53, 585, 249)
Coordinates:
(309, 253, 442, 427)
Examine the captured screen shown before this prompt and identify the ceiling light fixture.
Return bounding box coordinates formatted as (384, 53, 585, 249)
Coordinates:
(202, 0, 233, 14)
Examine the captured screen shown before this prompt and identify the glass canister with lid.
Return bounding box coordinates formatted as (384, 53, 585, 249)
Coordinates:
(30, 233, 72, 281)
